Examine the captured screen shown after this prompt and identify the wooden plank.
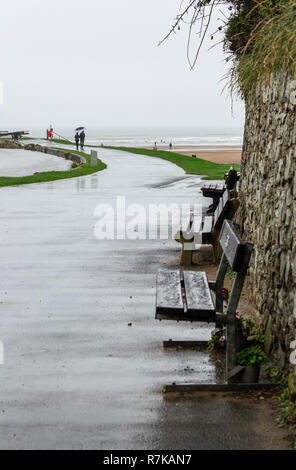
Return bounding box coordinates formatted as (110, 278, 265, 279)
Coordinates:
(155, 268, 183, 317)
(213, 188, 236, 230)
(219, 220, 247, 270)
(163, 340, 208, 349)
(227, 365, 245, 380)
(162, 382, 279, 394)
(222, 190, 229, 205)
(183, 271, 215, 322)
(214, 200, 230, 229)
(201, 184, 225, 195)
(226, 243, 253, 382)
(215, 253, 229, 313)
(202, 216, 213, 234)
(191, 214, 202, 234)
(213, 198, 223, 226)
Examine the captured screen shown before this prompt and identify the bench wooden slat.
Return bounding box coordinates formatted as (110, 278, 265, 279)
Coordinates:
(191, 214, 202, 234)
(202, 216, 213, 234)
(222, 190, 228, 205)
(156, 268, 183, 317)
(213, 198, 223, 226)
(183, 271, 215, 321)
(201, 186, 225, 194)
(213, 191, 234, 230)
(219, 220, 246, 271)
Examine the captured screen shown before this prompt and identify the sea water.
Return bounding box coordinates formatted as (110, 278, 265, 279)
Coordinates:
(26, 126, 243, 149)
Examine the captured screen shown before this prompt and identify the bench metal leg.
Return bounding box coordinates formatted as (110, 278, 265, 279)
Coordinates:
(162, 382, 279, 394)
(180, 243, 192, 266)
(226, 244, 253, 384)
(163, 339, 208, 349)
(206, 196, 220, 214)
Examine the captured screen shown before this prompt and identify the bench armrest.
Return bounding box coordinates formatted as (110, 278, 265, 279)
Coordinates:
(208, 281, 216, 290)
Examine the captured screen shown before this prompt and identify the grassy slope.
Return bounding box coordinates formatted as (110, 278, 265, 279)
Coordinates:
(103, 146, 240, 180)
(0, 148, 106, 187)
(51, 139, 240, 180)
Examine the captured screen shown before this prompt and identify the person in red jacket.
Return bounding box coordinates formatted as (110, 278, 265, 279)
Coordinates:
(48, 126, 53, 141)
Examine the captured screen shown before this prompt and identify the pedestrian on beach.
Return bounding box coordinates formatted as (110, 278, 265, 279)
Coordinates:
(80, 130, 85, 149)
(75, 132, 80, 150)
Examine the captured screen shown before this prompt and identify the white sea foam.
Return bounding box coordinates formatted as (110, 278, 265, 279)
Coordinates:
(28, 127, 243, 148)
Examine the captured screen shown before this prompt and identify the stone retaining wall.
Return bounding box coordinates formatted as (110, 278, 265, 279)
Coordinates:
(45, 147, 86, 165)
(0, 140, 86, 166)
(237, 73, 296, 364)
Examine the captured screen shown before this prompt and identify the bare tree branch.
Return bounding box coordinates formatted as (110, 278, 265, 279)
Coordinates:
(159, 0, 230, 69)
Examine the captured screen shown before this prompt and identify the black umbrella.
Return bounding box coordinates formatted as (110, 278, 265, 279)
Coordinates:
(75, 127, 85, 133)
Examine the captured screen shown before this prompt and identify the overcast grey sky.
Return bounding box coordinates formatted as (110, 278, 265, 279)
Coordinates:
(0, 0, 245, 130)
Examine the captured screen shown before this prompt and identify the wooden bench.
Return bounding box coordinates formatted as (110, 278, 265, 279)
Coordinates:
(156, 219, 253, 382)
(176, 189, 239, 266)
(0, 130, 29, 140)
(201, 167, 239, 213)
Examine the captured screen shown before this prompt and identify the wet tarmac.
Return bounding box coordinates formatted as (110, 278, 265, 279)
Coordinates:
(0, 148, 72, 176)
(0, 147, 286, 449)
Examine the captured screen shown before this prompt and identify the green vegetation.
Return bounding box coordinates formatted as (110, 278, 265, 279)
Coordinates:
(236, 346, 265, 366)
(0, 138, 239, 185)
(0, 148, 106, 187)
(52, 138, 75, 146)
(50, 139, 240, 180)
(207, 330, 225, 351)
(277, 389, 296, 439)
(103, 146, 239, 180)
(226, 268, 235, 279)
(225, 0, 296, 95)
(167, 1, 295, 94)
(264, 364, 296, 446)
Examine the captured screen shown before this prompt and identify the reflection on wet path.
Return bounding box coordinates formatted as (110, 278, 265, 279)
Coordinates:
(0, 146, 252, 450)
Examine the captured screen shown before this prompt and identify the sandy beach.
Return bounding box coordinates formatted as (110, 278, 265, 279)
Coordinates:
(146, 144, 242, 164)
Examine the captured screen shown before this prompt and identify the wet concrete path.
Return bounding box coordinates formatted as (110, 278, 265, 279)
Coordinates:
(0, 148, 287, 449)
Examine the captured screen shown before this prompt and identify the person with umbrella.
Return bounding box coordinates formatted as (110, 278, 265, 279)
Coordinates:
(74, 132, 80, 150)
(75, 127, 85, 150)
(80, 130, 85, 149)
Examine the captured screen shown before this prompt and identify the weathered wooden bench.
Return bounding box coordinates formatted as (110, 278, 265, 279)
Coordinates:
(0, 130, 29, 140)
(156, 219, 253, 383)
(201, 167, 239, 213)
(176, 189, 239, 266)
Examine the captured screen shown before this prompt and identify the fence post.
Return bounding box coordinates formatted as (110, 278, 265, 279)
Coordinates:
(90, 150, 98, 167)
